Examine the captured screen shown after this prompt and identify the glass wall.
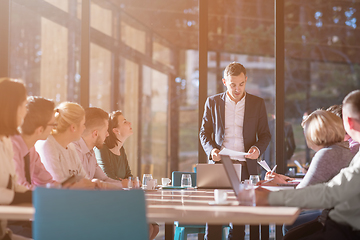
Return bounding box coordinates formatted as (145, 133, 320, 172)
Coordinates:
(284, 1, 360, 174)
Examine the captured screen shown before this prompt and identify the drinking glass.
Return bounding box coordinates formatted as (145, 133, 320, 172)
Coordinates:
(181, 174, 192, 188)
(249, 175, 260, 186)
(127, 177, 132, 189)
(142, 174, 153, 188)
(237, 183, 255, 206)
(133, 177, 140, 189)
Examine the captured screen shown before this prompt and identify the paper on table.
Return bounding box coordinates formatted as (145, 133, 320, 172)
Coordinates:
(219, 148, 249, 161)
(258, 160, 271, 172)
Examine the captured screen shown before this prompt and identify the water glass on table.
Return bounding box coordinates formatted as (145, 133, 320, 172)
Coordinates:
(127, 177, 132, 189)
(249, 175, 260, 186)
(181, 174, 192, 188)
(142, 174, 153, 188)
(237, 182, 256, 206)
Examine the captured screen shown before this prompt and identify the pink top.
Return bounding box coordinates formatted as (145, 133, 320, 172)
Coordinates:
(73, 138, 122, 187)
(11, 135, 55, 190)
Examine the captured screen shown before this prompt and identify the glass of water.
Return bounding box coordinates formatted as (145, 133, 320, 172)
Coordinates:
(249, 175, 260, 186)
(181, 174, 192, 188)
(142, 174, 153, 188)
(127, 177, 132, 189)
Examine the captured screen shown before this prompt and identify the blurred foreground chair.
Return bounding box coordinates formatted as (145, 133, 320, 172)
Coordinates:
(172, 171, 228, 240)
(33, 188, 148, 240)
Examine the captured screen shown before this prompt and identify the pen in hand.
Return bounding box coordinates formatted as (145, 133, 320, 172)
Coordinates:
(270, 165, 277, 174)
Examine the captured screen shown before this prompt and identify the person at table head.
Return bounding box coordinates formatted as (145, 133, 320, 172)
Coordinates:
(11, 96, 59, 190)
(0, 78, 33, 240)
(256, 89, 360, 240)
(73, 107, 123, 188)
(199, 62, 271, 179)
(95, 110, 134, 186)
(327, 104, 360, 154)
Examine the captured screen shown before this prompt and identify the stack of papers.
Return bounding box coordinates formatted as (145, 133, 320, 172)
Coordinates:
(219, 148, 249, 161)
(258, 160, 271, 172)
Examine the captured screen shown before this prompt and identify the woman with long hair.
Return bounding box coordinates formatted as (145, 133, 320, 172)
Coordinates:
(0, 78, 32, 240)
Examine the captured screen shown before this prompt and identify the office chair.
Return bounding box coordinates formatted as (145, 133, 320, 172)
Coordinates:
(33, 187, 148, 240)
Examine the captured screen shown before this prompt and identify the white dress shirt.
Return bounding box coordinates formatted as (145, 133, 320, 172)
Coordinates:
(222, 92, 246, 161)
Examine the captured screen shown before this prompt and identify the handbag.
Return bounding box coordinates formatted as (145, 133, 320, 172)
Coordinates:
(283, 209, 332, 240)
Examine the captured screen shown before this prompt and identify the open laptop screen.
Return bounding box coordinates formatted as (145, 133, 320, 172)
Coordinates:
(220, 154, 242, 196)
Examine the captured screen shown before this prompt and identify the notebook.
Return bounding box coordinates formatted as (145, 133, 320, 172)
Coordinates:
(196, 163, 242, 189)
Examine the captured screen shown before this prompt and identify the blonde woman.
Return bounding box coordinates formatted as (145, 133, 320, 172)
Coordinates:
(35, 102, 91, 184)
(265, 110, 354, 188)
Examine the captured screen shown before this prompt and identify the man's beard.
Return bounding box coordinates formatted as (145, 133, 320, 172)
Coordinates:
(95, 136, 104, 149)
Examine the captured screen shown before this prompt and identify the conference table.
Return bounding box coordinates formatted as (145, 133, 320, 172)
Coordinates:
(0, 187, 300, 240)
(146, 187, 300, 240)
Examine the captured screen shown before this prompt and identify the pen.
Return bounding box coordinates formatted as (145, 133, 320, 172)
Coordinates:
(270, 165, 277, 174)
(260, 178, 274, 185)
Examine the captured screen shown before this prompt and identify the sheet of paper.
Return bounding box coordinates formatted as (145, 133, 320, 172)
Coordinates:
(219, 148, 249, 157)
(258, 160, 271, 172)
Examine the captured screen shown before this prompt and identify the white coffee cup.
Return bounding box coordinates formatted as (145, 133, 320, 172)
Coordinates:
(214, 189, 227, 204)
(161, 178, 171, 186)
(147, 179, 157, 190)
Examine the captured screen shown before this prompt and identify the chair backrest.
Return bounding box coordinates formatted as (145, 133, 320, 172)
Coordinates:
(172, 171, 196, 187)
(33, 188, 148, 240)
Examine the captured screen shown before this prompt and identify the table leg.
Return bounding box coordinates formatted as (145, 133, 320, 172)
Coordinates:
(249, 225, 259, 240)
(207, 224, 223, 240)
(165, 223, 174, 240)
(276, 225, 283, 239)
(231, 225, 245, 240)
(261, 225, 269, 240)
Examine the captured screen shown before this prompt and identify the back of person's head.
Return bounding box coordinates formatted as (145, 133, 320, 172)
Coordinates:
(343, 90, 360, 119)
(104, 110, 123, 149)
(224, 62, 247, 79)
(0, 78, 27, 137)
(326, 104, 342, 119)
(53, 102, 85, 134)
(83, 107, 108, 135)
(301, 109, 345, 147)
(21, 96, 55, 135)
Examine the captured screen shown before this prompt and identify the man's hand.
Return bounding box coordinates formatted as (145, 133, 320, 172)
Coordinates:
(255, 187, 270, 206)
(246, 146, 260, 159)
(211, 148, 221, 162)
(265, 172, 294, 184)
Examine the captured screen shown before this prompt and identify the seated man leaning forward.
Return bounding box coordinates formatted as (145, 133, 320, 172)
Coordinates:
(255, 89, 360, 240)
(73, 107, 123, 188)
(199, 62, 271, 180)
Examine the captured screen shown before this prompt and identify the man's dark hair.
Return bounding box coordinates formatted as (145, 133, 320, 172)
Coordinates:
(224, 62, 247, 78)
(0, 78, 27, 137)
(104, 110, 123, 149)
(84, 107, 109, 133)
(21, 96, 55, 135)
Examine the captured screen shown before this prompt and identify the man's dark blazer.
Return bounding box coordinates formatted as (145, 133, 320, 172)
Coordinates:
(199, 92, 271, 162)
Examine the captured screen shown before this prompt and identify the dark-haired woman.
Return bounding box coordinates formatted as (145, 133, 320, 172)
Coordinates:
(95, 111, 133, 187)
(95, 111, 159, 240)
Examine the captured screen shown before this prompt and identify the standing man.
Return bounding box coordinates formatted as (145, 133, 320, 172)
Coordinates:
(256, 89, 360, 239)
(73, 107, 123, 188)
(199, 62, 271, 180)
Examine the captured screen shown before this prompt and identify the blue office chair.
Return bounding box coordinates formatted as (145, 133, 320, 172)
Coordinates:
(33, 188, 148, 240)
(171, 171, 228, 240)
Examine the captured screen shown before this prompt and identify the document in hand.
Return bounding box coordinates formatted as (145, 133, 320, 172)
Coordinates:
(219, 148, 249, 161)
(258, 160, 271, 172)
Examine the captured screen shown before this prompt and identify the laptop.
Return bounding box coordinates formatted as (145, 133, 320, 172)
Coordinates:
(220, 155, 242, 196)
(196, 163, 242, 189)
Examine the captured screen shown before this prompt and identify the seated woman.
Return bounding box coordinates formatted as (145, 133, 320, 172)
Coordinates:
(263, 110, 354, 188)
(95, 110, 133, 187)
(95, 111, 159, 240)
(0, 78, 32, 240)
(261, 110, 355, 236)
